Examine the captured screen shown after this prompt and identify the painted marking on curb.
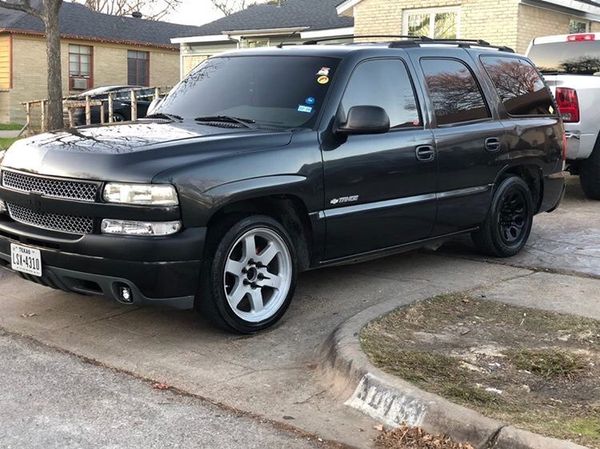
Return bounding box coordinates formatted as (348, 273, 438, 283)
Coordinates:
(345, 374, 427, 427)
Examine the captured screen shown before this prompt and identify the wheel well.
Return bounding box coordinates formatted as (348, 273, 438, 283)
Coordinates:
(499, 165, 543, 213)
(206, 195, 312, 270)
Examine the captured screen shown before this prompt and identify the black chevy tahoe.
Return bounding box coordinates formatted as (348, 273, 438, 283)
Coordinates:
(0, 39, 566, 333)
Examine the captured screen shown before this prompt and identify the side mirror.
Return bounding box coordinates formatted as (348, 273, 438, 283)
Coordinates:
(335, 106, 390, 135)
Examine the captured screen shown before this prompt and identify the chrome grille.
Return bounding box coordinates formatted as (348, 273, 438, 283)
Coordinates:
(7, 203, 94, 235)
(2, 170, 98, 202)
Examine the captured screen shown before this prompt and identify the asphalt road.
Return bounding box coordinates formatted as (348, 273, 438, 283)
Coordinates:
(0, 330, 329, 449)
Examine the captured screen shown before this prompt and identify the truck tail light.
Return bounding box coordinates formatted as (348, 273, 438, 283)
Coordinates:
(555, 87, 580, 123)
(567, 34, 596, 42)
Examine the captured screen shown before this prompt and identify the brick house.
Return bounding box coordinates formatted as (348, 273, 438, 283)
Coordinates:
(0, 2, 202, 123)
(336, 0, 600, 54)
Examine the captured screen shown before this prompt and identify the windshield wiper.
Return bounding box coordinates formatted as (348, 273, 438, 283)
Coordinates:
(145, 113, 184, 121)
(194, 115, 257, 129)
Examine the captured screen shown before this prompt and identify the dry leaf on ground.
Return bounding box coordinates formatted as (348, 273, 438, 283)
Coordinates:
(376, 426, 475, 449)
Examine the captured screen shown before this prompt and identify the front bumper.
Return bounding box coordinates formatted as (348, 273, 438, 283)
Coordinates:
(0, 218, 206, 309)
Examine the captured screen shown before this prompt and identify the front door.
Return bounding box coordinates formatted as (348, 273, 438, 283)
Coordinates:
(321, 58, 437, 260)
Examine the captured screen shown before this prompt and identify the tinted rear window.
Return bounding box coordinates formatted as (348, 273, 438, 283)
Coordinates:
(481, 56, 555, 116)
(421, 58, 490, 126)
(528, 40, 600, 75)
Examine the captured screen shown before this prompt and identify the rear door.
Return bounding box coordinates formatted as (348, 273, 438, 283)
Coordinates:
(416, 54, 506, 236)
(478, 54, 564, 203)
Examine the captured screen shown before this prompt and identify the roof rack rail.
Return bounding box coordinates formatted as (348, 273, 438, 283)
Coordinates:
(388, 38, 514, 53)
(301, 35, 514, 52)
(302, 35, 430, 45)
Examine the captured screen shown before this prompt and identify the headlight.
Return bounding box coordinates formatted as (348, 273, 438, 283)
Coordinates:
(103, 183, 178, 206)
(101, 219, 181, 236)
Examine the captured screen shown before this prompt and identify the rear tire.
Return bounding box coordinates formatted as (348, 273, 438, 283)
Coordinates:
(580, 144, 600, 200)
(472, 176, 533, 258)
(196, 215, 298, 334)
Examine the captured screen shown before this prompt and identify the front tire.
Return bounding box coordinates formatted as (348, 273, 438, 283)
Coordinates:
(472, 176, 534, 258)
(580, 144, 600, 200)
(197, 215, 297, 334)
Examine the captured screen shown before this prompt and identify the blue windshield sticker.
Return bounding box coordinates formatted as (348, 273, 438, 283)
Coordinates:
(305, 97, 316, 106)
(297, 105, 313, 113)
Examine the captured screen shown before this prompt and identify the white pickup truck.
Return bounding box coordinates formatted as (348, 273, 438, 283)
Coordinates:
(527, 32, 600, 199)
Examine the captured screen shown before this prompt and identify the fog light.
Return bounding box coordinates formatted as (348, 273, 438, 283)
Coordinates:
(118, 285, 133, 303)
(101, 219, 181, 236)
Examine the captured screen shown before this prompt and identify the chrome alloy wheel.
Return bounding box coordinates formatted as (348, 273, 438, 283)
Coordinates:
(223, 227, 292, 323)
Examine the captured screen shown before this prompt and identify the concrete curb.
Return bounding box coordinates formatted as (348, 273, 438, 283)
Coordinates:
(319, 296, 589, 449)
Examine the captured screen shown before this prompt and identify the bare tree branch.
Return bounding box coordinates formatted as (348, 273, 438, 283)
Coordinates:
(209, 0, 277, 16)
(0, 0, 43, 19)
(75, 0, 181, 20)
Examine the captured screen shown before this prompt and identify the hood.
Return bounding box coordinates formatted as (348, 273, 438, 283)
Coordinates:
(1, 120, 292, 183)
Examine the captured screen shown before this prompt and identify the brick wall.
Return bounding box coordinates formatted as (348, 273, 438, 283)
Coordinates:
(1, 35, 180, 124)
(9, 35, 47, 123)
(182, 55, 208, 77)
(351, 0, 600, 55)
(353, 0, 520, 49)
(516, 4, 573, 54)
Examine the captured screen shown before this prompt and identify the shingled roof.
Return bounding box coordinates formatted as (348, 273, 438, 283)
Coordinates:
(0, 1, 206, 49)
(187, 0, 354, 37)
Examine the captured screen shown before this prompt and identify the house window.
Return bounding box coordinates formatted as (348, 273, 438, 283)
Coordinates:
(569, 19, 589, 34)
(128, 50, 149, 86)
(69, 45, 93, 90)
(403, 7, 460, 39)
(247, 39, 270, 48)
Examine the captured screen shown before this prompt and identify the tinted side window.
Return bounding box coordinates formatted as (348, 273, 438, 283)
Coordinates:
(341, 60, 421, 129)
(421, 58, 491, 125)
(481, 56, 555, 116)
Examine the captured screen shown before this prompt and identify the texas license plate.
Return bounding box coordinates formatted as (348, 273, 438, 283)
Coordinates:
(10, 243, 42, 277)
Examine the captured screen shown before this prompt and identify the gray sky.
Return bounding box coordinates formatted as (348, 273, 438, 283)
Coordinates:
(166, 0, 223, 25)
(165, 0, 270, 26)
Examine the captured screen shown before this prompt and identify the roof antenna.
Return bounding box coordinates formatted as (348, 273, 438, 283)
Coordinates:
(277, 30, 300, 48)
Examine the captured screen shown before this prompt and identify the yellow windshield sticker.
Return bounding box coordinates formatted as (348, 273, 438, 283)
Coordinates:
(317, 76, 330, 85)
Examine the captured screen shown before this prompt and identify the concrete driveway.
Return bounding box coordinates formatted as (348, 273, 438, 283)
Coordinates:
(445, 176, 600, 278)
(0, 178, 597, 448)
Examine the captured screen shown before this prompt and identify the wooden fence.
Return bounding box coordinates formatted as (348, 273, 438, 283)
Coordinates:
(22, 86, 170, 134)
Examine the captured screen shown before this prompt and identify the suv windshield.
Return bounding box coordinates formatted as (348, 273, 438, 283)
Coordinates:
(156, 55, 340, 129)
(528, 40, 600, 74)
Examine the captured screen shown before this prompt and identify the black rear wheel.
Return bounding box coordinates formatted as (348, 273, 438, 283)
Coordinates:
(472, 176, 533, 257)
